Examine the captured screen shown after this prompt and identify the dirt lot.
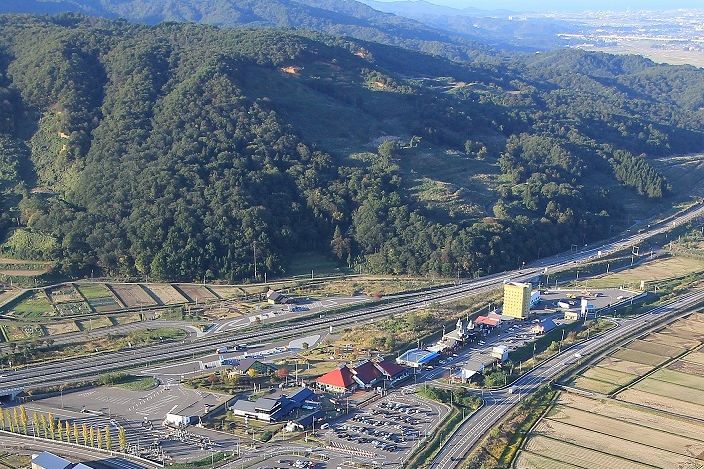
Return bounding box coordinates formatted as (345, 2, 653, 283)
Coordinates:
(144, 283, 188, 304)
(110, 284, 157, 308)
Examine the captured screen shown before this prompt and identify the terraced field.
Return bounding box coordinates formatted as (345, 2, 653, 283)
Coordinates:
(110, 284, 156, 308)
(176, 284, 218, 303)
(143, 284, 188, 305)
(517, 313, 704, 468)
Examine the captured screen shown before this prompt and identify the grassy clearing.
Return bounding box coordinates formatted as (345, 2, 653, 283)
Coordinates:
(2, 291, 53, 318)
(116, 375, 158, 391)
(286, 251, 346, 277)
(75, 283, 112, 300)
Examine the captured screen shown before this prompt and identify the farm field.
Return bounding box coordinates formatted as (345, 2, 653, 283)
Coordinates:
(44, 321, 80, 335)
(616, 387, 704, 418)
(568, 376, 619, 394)
(684, 351, 704, 365)
(643, 331, 700, 349)
(143, 284, 187, 305)
(2, 323, 43, 341)
(631, 377, 704, 406)
(176, 284, 218, 303)
(581, 366, 637, 386)
(0, 257, 52, 277)
(517, 393, 704, 469)
(110, 284, 156, 308)
(611, 347, 669, 366)
(2, 291, 53, 318)
(208, 285, 245, 299)
(625, 338, 685, 357)
(586, 255, 704, 289)
(54, 301, 91, 316)
(75, 283, 112, 300)
(650, 368, 704, 390)
(47, 285, 82, 304)
(594, 356, 654, 376)
(668, 359, 704, 376)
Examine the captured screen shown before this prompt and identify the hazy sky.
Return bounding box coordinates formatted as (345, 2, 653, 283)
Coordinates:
(374, 0, 704, 11)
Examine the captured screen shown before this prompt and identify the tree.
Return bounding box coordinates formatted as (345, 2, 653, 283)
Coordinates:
(275, 367, 290, 381)
(73, 422, 79, 445)
(105, 426, 112, 450)
(47, 412, 55, 439)
(118, 426, 127, 451)
(19, 406, 27, 434)
(32, 413, 40, 438)
(11, 407, 19, 433)
(55, 419, 63, 441)
(330, 226, 349, 260)
(378, 140, 398, 159)
(89, 426, 95, 447)
(65, 421, 71, 443)
(207, 373, 219, 386)
(97, 427, 103, 449)
(246, 368, 258, 379)
(0, 407, 5, 430)
(82, 423, 89, 446)
(40, 414, 48, 438)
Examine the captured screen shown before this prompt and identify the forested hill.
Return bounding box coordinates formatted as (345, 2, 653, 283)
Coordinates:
(0, 15, 703, 281)
(0, 0, 499, 61)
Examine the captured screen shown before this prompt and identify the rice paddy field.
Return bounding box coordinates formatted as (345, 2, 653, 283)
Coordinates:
(517, 313, 704, 468)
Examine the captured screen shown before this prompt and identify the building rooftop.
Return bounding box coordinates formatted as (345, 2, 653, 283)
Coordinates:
(397, 348, 438, 364)
(316, 365, 356, 389)
(31, 453, 72, 469)
(352, 361, 383, 385)
(375, 359, 405, 377)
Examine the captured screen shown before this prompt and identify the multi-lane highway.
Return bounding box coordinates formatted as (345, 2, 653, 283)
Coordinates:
(430, 288, 704, 468)
(0, 202, 702, 396)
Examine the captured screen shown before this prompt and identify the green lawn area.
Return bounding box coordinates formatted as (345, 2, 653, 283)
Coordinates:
(75, 283, 113, 300)
(3, 292, 53, 318)
(115, 375, 158, 391)
(286, 251, 346, 277)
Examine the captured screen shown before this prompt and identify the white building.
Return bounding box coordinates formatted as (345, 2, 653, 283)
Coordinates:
(491, 345, 509, 362)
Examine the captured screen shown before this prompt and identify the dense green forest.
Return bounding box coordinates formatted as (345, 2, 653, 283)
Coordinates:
(0, 14, 702, 281)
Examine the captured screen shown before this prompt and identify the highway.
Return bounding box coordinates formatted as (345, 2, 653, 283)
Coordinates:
(0, 202, 702, 395)
(429, 288, 704, 468)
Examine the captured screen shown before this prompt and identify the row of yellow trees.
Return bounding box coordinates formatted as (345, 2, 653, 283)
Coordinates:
(0, 405, 128, 451)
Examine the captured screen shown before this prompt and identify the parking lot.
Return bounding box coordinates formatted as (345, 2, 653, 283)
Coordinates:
(22, 384, 236, 462)
(322, 393, 448, 464)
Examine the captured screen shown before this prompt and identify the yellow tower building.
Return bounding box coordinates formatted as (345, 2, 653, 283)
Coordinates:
(503, 282, 531, 318)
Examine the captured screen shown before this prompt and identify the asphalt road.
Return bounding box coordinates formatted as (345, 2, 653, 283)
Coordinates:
(430, 288, 704, 468)
(0, 203, 702, 396)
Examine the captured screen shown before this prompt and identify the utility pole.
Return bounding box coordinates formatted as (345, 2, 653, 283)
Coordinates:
(253, 241, 257, 280)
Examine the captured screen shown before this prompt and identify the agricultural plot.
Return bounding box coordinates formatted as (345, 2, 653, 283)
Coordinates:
(643, 331, 700, 349)
(650, 368, 704, 391)
(76, 316, 113, 331)
(684, 351, 704, 365)
(617, 388, 704, 418)
(47, 285, 82, 304)
(611, 348, 670, 366)
(558, 393, 704, 442)
(2, 323, 44, 341)
(110, 284, 156, 308)
(518, 394, 704, 469)
(535, 411, 704, 468)
(75, 283, 112, 300)
(523, 434, 652, 469)
(668, 359, 704, 377)
(568, 376, 619, 394)
(208, 285, 245, 299)
(626, 338, 685, 357)
(3, 291, 53, 318)
(143, 284, 187, 305)
(581, 366, 637, 386)
(593, 357, 654, 376)
(632, 377, 704, 405)
(54, 301, 91, 316)
(514, 452, 582, 469)
(44, 321, 80, 335)
(176, 284, 218, 303)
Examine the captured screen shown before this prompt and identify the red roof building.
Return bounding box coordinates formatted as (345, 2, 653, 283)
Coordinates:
(315, 366, 357, 393)
(475, 315, 500, 327)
